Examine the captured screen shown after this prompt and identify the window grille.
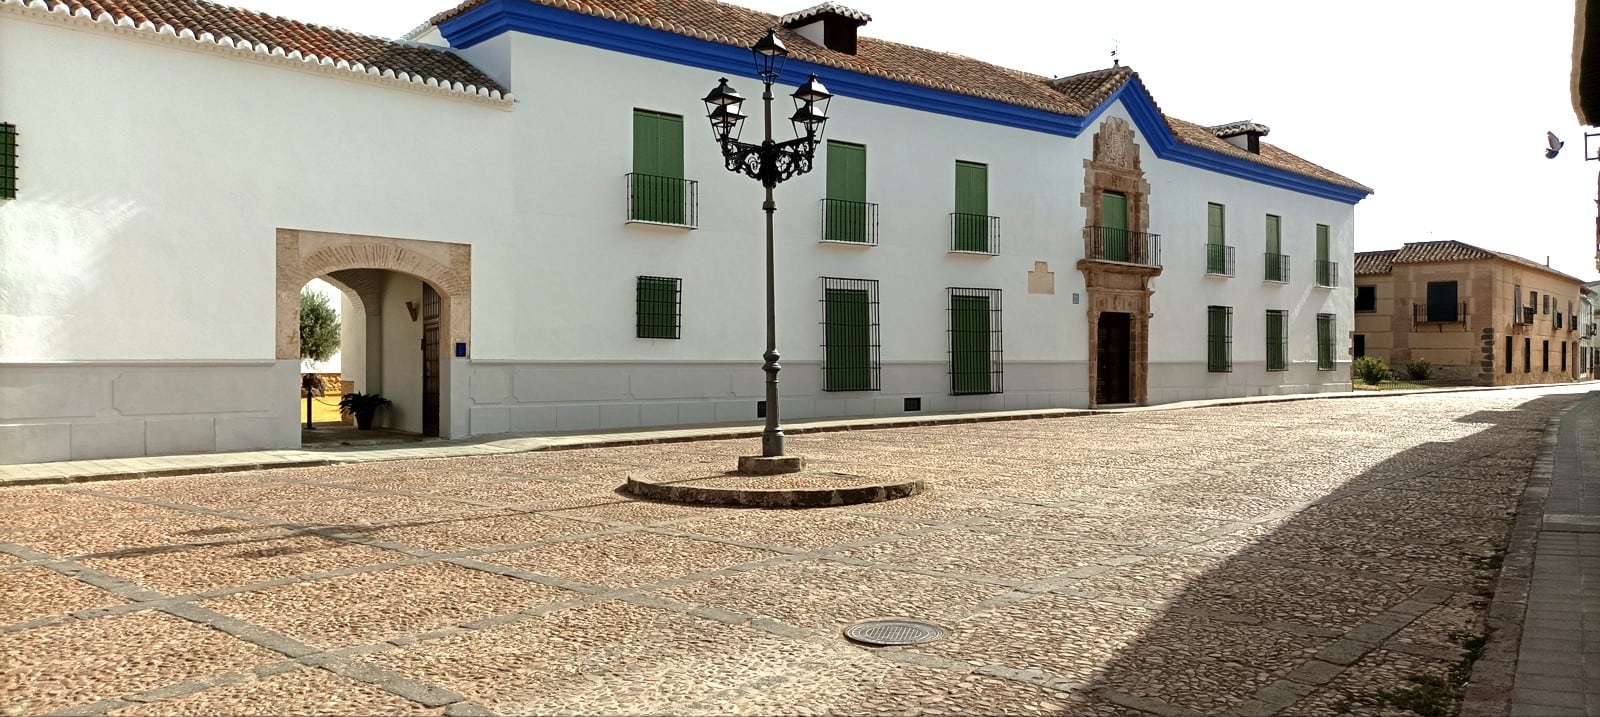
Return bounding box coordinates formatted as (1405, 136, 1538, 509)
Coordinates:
(0, 124, 14, 199)
(820, 277, 880, 391)
(636, 276, 681, 339)
(948, 287, 1003, 394)
(1207, 306, 1232, 372)
(1266, 310, 1288, 371)
(1316, 314, 1336, 370)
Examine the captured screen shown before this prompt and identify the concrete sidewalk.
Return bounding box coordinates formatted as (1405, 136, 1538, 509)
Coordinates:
(3, 382, 1593, 488)
(1510, 391, 1600, 715)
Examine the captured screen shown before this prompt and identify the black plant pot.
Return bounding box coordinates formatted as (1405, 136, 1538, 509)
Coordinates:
(355, 412, 376, 430)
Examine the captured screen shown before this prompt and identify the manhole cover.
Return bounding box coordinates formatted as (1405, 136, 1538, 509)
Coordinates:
(843, 619, 946, 646)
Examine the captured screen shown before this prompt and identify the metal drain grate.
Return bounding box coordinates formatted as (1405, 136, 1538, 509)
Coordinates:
(843, 619, 946, 646)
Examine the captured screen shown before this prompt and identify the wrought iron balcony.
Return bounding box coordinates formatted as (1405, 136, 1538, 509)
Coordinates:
(1205, 244, 1235, 276)
(949, 212, 999, 254)
(1264, 252, 1291, 283)
(626, 173, 698, 228)
(1315, 259, 1339, 288)
(1083, 226, 1161, 267)
(820, 198, 879, 244)
(1413, 301, 1468, 325)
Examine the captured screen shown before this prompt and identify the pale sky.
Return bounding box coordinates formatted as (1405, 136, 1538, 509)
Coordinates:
(248, 0, 1599, 281)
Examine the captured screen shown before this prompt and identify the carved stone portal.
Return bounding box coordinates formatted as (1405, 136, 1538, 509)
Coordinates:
(1079, 117, 1159, 407)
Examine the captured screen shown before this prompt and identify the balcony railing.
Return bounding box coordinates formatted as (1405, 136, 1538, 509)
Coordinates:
(1264, 252, 1290, 283)
(821, 198, 879, 245)
(626, 173, 698, 228)
(1413, 301, 1468, 325)
(949, 212, 999, 254)
(1205, 244, 1235, 276)
(1083, 226, 1161, 267)
(1315, 260, 1338, 288)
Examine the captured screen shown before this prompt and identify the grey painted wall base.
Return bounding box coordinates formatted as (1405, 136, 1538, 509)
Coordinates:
(0, 361, 300, 464)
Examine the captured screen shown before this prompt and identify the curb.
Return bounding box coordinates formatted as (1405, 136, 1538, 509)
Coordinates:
(1458, 400, 1576, 716)
(4, 381, 1594, 488)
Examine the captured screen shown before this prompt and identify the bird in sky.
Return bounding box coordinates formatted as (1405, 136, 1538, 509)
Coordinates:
(1546, 131, 1565, 159)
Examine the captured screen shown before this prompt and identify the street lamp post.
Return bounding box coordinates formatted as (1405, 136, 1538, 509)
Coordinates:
(703, 29, 831, 473)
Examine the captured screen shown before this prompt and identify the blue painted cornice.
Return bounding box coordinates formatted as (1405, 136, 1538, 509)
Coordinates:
(439, 0, 1370, 204)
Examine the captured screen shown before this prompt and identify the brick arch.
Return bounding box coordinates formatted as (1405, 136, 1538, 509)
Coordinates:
(276, 229, 471, 360)
(316, 273, 369, 316)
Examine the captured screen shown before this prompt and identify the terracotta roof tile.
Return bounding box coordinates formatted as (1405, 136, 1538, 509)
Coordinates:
(1391, 240, 1498, 264)
(425, 0, 1367, 194)
(1354, 250, 1397, 275)
(29, 0, 505, 94)
(1358, 241, 1586, 283)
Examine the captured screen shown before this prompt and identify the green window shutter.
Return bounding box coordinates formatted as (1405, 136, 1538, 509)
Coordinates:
(1101, 192, 1130, 261)
(1207, 203, 1225, 245)
(1266, 311, 1287, 371)
(1315, 224, 1329, 262)
(1317, 314, 1334, 370)
(1426, 281, 1458, 322)
(1265, 215, 1282, 281)
(636, 276, 680, 339)
(824, 288, 871, 390)
(951, 295, 991, 394)
(0, 124, 14, 200)
(826, 142, 868, 242)
(1207, 306, 1231, 372)
(631, 110, 684, 224)
(953, 161, 988, 252)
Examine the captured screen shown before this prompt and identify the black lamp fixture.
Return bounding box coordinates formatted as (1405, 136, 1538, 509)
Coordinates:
(702, 29, 833, 468)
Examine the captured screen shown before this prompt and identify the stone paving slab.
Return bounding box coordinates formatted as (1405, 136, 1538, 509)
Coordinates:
(1, 384, 1594, 716)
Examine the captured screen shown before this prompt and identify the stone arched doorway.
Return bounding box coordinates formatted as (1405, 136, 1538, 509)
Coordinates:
(276, 229, 471, 439)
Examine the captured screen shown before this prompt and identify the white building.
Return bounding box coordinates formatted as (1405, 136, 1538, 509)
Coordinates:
(0, 0, 1371, 464)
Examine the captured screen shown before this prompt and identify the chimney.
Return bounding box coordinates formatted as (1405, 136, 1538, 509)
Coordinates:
(1207, 120, 1271, 154)
(780, 2, 871, 55)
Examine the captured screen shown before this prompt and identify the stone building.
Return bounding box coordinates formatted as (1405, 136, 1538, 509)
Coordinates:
(0, 0, 1370, 463)
(1353, 241, 1586, 385)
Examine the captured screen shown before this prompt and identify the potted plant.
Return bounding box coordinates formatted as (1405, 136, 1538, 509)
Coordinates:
(338, 392, 392, 430)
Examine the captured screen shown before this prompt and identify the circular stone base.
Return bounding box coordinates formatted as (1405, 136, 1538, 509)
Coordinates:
(623, 467, 924, 508)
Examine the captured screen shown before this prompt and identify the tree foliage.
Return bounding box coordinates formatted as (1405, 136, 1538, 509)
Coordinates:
(299, 288, 341, 363)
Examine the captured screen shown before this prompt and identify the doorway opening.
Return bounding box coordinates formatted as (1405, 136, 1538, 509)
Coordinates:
(1096, 312, 1132, 405)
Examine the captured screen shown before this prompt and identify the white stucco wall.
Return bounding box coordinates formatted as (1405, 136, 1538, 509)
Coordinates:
(0, 12, 513, 462)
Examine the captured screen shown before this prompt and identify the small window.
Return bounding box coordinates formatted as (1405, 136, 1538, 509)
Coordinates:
(635, 276, 681, 339)
(1525, 337, 1532, 373)
(1354, 334, 1366, 358)
(0, 123, 14, 199)
(1543, 340, 1550, 372)
(821, 277, 879, 391)
(1266, 310, 1288, 371)
(1561, 341, 1567, 371)
(1207, 306, 1232, 372)
(949, 288, 1004, 394)
(1355, 285, 1377, 312)
(1506, 336, 1513, 374)
(1316, 314, 1335, 370)
(1543, 294, 1551, 314)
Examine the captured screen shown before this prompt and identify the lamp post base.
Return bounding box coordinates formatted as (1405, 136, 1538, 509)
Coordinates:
(736, 454, 807, 475)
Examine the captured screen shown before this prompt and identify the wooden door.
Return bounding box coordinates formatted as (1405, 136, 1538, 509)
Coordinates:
(422, 284, 441, 438)
(1096, 312, 1131, 404)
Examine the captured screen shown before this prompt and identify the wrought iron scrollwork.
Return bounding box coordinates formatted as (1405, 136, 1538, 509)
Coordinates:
(719, 136, 819, 187)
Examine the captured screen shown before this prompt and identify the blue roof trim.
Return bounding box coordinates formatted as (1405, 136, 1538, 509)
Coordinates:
(439, 0, 1369, 204)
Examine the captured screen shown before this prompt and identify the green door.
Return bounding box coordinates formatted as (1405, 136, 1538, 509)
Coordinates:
(1207, 203, 1226, 273)
(954, 161, 988, 251)
(951, 295, 991, 394)
(1100, 192, 1129, 261)
(632, 110, 684, 224)
(1315, 224, 1331, 285)
(824, 288, 871, 390)
(1265, 215, 1283, 281)
(826, 141, 868, 242)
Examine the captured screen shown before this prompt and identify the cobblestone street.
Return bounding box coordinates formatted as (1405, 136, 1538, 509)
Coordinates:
(1, 387, 1590, 716)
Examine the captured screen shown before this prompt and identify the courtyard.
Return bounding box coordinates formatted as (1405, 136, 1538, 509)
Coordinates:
(0, 386, 1589, 716)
